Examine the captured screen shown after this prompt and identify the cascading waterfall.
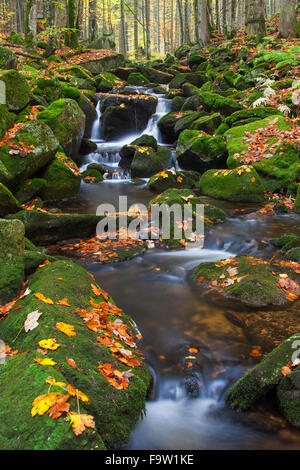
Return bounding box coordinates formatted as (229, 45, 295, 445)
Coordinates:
(80, 88, 173, 180)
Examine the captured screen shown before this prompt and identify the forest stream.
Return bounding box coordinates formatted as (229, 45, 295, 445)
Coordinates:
(56, 87, 300, 450)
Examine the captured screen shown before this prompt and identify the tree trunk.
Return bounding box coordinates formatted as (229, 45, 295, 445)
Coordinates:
(230, 0, 237, 35)
(44, 0, 57, 57)
(245, 0, 266, 36)
(120, 0, 127, 57)
(279, 0, 297, 37)
(65, 0, 79, 47)
(177, 0, 184, 43)
(134, 0, 139, 58)
(145, 0, 151, 58)
(25, 0, 37, 51)
(193, 0, 200, 42)
(199, 0, 209, 45)
(89, 0, 97, 41)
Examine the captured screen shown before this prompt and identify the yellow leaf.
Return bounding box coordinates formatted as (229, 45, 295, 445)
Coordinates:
(45, 378, 66, 388)
(56, 322, 76, 337)
(67, 383, 90, 402)
(68, 412, 95, 436)
(35, 293, 54, 304)
(31, 392, 63, 417)
(34, 357, 57, 366)
(39, 338, 61, 350)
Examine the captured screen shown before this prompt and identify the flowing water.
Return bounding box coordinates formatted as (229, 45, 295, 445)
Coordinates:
(73, 87, 300, 450)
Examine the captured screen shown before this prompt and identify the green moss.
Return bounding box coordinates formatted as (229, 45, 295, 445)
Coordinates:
(199, 166, 265, 202)
(176, 130, 227, 172)
(41, 153, 81, 201)
(0, 46, 18, 70)
(271, 233, 298, 248)
(147, 169, 199, 193)
(0, 104, 15, 140)
(253, 143, 300, 193)
(127, 72, 150, 86)
(169, 72, 206, 89)
(224, 107, 282, 129)
(226, 333, 300, 410)
(131, 146, 171, 178)
(0, 260, 150, 448)
(191, 113, 222, 134)
(0, 182, 21, 215)
(225, 115, 291, 168)
(194, 255, 286, 307)
(81, 169, 104, 183)
(0, 70, 31, 111)
(33, 78, 63, 104)
(285, 247, 300, 262)
(15, 178, 46, 204)
(294, 184, 300, 214)
(189, 87, 244, 116)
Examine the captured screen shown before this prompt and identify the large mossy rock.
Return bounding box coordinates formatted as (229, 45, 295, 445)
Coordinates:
(221, 107, 282, 132)
(225, 115, 291, 169)
(139, 66, 173, 84)
(7, 210, 104, 244)
(199, 165, 265, 202)
(186, 86, 244, 117)
(277, 368, 300, 427)
(0, 104, 15, 140)
(193, 255, 287, 307)
(191, 113, 222, 134)
(33, 77, 63, 104)
(37, 99, 85, 161)
(148, 188, 225, 247)
(95, 72, 122, 92)
(40, 152, 81, 201)
(176, 130, 227, 172)
(127, 72, 150, 86)
(169, 73, 206, 89)
(89, 36, 116, 50)
(130, 146, 171, 178)
(226, 333, 300, 411)
(100, 94, 157, 141)
(147, 169, 199, 193)
(0, 260, 150, 449)
(0, 182, 21, 215)
(0, 70, 31, 112)
(79, 52, 125, 74)
(253, 143, 300, 193)
(0, 120, 59, 189)
(209, 46, 235, 67)
(0, 47, 17, 70)
(15, 179, 46, 204)
(0, 218, 24, 303)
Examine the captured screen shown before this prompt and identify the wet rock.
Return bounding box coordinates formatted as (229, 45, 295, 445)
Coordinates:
(37, 99, 85, 162)
(0, 218, 24, 303)
(0, 46, 18, 69)
(100, 94, 157, 140)
(147, 169, 199, 193)
(127, 72, 150, 86)
(193, 255, 287, 307)
(0, 70, 31, 112)
(15, 178, 46, 204)
(40, 152, 81, 201)
(0, 260, 150, 449)
(0, 120, 59, 190)
(277, 370, 300, 427)
(176, 130, 227, 173)
(130, 146, 171, 178)
(95, 72, 122, 92)
(79, 138, 97, 155)
(169, 72, 206, 89)
(81, 168, 104, 183)
(198, 165, 265, 202)
(78, 52, 125, 74)
(191, 113, 222, 134)
(226, 333, 300, 411)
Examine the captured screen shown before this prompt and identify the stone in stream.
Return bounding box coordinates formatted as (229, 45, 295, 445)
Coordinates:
(37, 99, 85, 163)
(0, 120, 59, 190)
(226, 333, 300, 412)
(119, 135, 158, 169)
(0, 218, 24, 303)
(0, 260, 150, 449)
(130, 146, 171, 178)
(95, 72, 123, 92)
(193, 255, 287, 307)
(157, 111, 202, 144)
(198, 166, 265, 203)
(176, 130, 227, 173)
(81, 168, 104, 183)
(148, 188, 225, 248)
(100, 94, 158, 141)
(0, 70, 32, 112)
(7, 209, 106, 244)
(147, 169, 199, 193)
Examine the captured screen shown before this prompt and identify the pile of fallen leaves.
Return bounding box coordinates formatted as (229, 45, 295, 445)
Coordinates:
(0, 122, 35, 157)
(258, 191, 295, 215)
(233, 117, 300, 164)
(56, 152, 80, 176)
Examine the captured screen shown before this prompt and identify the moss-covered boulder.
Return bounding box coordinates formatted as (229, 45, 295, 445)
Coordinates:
(0, 218, 24, 303)
(95, 72, 122, 92)
(0, 104, 15, 140)
(0, 183, 21, 216)
(37, 99, 85, 161)
(0, 46, 17, 70)
(7, 210, 105, 244)
(130, 146, 171, 178)
(176, 130, 227, 173)
(194, 255, 287, 307)
(33, 77, 63, 104)
(78, 52, 125, 74)
(80, 138, 97, 155)
(15, 178, 46, 204)
(209, 46, 234, 67)
(253, 143, 300, 193)
(169, 72, 206, 90)
(157, 111, 196, 144)
(277, 369, 300, 427)
(0, 260, 150, 449)
(147, 169, 199, 193)
(223, 107, 282, 131)
(199, 165, 265, 202)
(127, 72, 150, 86)
(0, 70, 31, 112)
(148, 188, 225, 247)
(185, 86, 244, 117)
(81, 169, 104, 183)
(174, 111, 207, 135)
(40, 152, 81, 201)
(0, 120, 59, 189)
(226, 333, 300, 411)
(191, 113, 222, 134)
(140, 67, 173, 84)
(225, 115, 291, 169)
